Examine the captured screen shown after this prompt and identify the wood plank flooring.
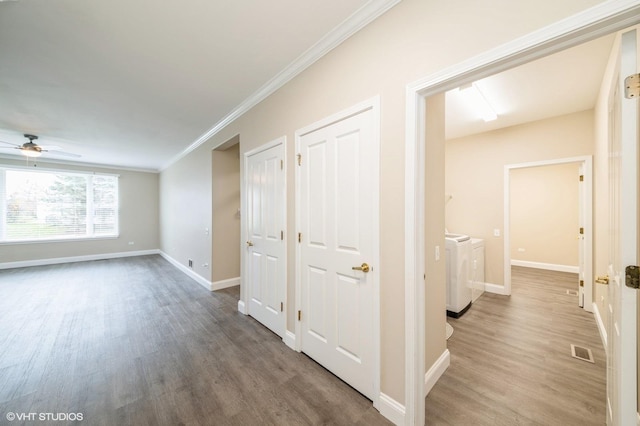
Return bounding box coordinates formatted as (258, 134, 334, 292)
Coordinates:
(0, 255, 391, 426)
(425, 266, 607, 425)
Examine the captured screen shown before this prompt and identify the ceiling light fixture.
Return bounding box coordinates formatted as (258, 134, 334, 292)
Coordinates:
(458, 83, 498, 122)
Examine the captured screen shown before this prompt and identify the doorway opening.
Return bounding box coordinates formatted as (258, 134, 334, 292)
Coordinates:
(405, 5, 640, 424)
(211, 135, 241, 290)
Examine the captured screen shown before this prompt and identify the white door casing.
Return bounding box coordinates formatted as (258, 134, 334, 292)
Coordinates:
(606, 28, 638, 426)
(405, 4, 640, 425)
(295, 97, 380, 404)
(244, 138, 287, 338)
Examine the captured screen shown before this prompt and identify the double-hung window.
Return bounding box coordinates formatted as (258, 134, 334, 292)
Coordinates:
(0, 167, 119, 243)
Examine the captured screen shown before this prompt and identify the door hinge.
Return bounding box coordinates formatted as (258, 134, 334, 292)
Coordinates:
(298, 310, 302, 321)
(298, 232, 302, 243)
(579, 279, 584, 287)
(280, 302, 284, 312)
(624, 73, 640, 99)
(297, 153, 302, 166)
(579, 175, 584, 182)
(579, 227, 584, 235)
(280, 159, 284, 170)
(281, 230, 284, 240)
(625, 265, 640, 289)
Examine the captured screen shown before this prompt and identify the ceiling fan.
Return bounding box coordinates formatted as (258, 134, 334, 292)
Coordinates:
(0, 134, 81, 158)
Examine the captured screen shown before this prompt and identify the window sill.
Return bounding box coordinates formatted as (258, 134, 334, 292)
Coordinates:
(0, 235, 120, 245)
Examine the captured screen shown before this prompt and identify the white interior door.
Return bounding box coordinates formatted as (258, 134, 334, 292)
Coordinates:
(245, 140, 286, 337)
(606, 28, 638, 426)
(297, 105, 378, 400)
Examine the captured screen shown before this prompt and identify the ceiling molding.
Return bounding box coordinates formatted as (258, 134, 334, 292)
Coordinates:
(160, 0, 402, 171)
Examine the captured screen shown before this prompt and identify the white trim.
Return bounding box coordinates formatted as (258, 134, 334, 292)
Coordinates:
(424, 349, 450, 396)
(237, 299, 247, 315)
(0, 249, 159, 270)
(211, 276, 240, 291)
(294, 95, 381, 407)
(484, 282, 509, 295)
(283, 330, 296, 351)
(159, 251, 213, 291)
(593, 302, 608, 351)
(504, 156, 593, 306)
(510, 260, 579, 274)
(160, 0, 401, 171)
(405, 4, 640, 423)
(378, 392, 405, 426)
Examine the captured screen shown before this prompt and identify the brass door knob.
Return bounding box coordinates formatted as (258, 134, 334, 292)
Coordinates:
(595, 275, 609, 285)
(246, 241, 254, 247)
(352, 263, 370, 273)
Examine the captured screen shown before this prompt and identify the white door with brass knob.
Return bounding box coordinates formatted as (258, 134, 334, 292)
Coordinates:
(296, 100, 379, 401)
(244, 138, 286, 338)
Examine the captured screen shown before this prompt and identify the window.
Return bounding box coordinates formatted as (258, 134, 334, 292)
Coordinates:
(0, 167, 119, 242)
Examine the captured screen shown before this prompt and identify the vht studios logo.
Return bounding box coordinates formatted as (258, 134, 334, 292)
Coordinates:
(6, 412, 84, 422)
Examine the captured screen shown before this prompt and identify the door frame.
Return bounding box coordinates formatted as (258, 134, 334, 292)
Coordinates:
(240, 136, 287, 339)
(404, 2, 640, 424)
(503, 156, 593, 310)
(294, 96, 381, 408)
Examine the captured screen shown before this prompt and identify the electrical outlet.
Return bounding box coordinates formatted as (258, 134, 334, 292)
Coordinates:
(493, 229, 501, 237)
(517, 248, 525, 252)
(188, 259, 193, 268)
(435, 245, 440, 261)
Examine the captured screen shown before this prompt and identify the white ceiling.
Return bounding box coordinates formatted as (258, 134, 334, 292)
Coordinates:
(445, 33, 616, 140)
(0, 0, 387, 170)
(0, 1, 618, 170)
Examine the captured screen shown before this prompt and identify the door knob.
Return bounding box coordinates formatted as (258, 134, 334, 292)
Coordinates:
(352, 263, 370, 273)
(246, 241, 254, 247)
(595, 275, 609, 285)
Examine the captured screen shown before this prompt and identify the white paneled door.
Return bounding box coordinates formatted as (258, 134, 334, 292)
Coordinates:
(297, 104, 379, 401)
(245, 139, 286, 338)
(606, 29, 638, 426)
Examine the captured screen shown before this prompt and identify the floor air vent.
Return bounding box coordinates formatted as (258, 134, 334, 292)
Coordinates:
(571, 344, 594, 363)
(566, 289, 578, 296)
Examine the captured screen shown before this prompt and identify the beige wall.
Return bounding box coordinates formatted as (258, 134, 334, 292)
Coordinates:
(446, 110, 594, 286)
(159, 0, 605, 403)
(0, 158, 159, 263)
(211, 143, 240, 282)
(510, 163, 579, 267)
(425, 94, 447, 369)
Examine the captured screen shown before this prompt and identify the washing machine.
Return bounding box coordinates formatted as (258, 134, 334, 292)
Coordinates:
(445, 233, 472, 318)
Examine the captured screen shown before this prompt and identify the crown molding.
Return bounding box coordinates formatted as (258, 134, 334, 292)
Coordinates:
(0, 153, 158, 174)
(160, 0, 402, 171)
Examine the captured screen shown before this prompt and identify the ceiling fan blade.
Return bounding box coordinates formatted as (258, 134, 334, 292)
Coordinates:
(39, 145, 63, 151)
(46, 150, 82, 158)
(0, 140, 19, 147)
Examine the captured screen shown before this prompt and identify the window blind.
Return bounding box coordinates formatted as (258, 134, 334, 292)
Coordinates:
(0, 168, 118, 242)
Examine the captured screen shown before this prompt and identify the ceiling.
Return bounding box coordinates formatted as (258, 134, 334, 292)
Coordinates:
(0, 0, 385, 171)
(0, 1, 618, 171)
(445, 33, 616, 140)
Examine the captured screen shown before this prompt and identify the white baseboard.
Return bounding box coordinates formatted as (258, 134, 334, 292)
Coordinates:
(424, 349, 450, 396)
(511, 259, 579, 274)
(0, 249, 160, 270)
(484, 282, 509, 295)
(377, 392, 405, 425)
(237, 300, 247, 315)
(211, 276, 240, 291)
(593, 302, 608, 351)
(159, 251, 212, 291)
(283, 330, 297, 351)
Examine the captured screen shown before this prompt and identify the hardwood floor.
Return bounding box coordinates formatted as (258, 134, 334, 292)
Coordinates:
(425, 266, 607, 425)
(0, 255, 391, 426)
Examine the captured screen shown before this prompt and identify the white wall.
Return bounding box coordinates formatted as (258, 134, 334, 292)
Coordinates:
(159, 0, 606, 404)
(0, 158, 159, 264)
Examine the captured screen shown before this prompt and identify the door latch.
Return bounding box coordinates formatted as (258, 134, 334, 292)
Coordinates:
(625, 265, 639, 289)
